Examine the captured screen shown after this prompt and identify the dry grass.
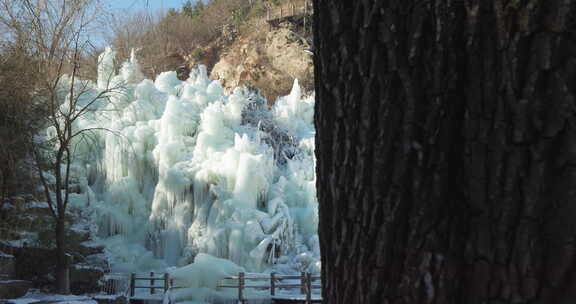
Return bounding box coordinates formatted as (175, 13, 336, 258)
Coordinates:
(107, 0, 280, 76)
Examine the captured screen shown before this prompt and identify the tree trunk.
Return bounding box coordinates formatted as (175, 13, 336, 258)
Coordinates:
(55, 216, 70, 294)
(0, 167, 9, 211)
(313, 1, 576, 303)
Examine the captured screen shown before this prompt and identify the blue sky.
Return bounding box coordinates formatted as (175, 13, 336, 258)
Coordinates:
(105, 0, 192, 13)
(93, 0, 200, 47)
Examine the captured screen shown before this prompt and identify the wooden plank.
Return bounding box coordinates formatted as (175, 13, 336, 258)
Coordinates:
(218, 285, 241, 288)
(277, 275, 302, 280)
(273, 284, 304, 288)
(219, 284, 312, 288)
(223, 276, 278, 281)
(169, 286, 188, 289)
(242, 277, 277, 281)
(271, 295, 323, 302)
(243, 285, 272, 288)
(221, 274, 321, 280)
(129, 295, 164, 300)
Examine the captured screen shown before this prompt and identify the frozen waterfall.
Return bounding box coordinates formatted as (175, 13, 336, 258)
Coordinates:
(58, 48, 319, 275)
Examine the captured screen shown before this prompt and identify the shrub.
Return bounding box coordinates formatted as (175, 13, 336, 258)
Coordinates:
(191, 48, 205, 61)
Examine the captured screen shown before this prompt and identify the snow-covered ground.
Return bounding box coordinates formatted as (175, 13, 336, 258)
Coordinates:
(3, 290, 98, 304)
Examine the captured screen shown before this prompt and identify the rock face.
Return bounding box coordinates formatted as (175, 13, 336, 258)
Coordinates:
(12, 246, 57, 285)
(70, 264, 104, 294)
(0, 280, 32, 299)
(176, 66, 191, 81)
(209, 22, 313, 102)
(0, 197, 108, 293)
(0, 253, 15, 279)
(264, 27, 313, 82)
(0, 251, 31, 300)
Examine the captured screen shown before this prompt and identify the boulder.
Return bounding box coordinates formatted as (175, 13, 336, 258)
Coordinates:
(0, 253, 15, 279)
(12, 247, 56, 284)
(209, 25, 314, 102)
(11, 215, 51, 231)
(21, 202, 52, 217)
(0, 280, 32, 299)
(0, 230, 22, 241)
(176, 65, 190, 81)
(70, 264, 104, 294)
(76, 241, 105, 257)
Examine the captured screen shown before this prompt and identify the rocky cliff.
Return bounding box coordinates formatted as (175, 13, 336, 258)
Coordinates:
(189, 18, 314, 103)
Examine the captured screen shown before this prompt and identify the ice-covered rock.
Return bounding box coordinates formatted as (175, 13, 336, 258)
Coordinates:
(43, 46, 319, 276)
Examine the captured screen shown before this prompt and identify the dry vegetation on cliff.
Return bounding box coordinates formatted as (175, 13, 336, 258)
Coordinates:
(107, 0, 314, 102)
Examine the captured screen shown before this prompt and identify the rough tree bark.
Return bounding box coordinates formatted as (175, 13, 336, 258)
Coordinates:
(314, 1, 576, 303)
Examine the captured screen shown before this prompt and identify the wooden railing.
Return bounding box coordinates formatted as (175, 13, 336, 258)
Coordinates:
(129, 272, 170, 297)
(102, 273, 130, 295)
(217, 272, 321, 304)
(128, 270, 322, 303)
(266, 0, 312, 21)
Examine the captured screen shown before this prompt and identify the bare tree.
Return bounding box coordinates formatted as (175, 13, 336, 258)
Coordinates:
(0, 0, 121, 294)
(105, 0, 259, 77)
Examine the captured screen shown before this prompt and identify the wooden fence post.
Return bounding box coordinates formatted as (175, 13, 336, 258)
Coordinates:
(238, 272, 245, 304)
(150, 271, 155, 294)
(164, 273, 169, 292)
(130, 273, 135, 297)
(300, 271, 306, 294)
(306, 272, 312, 304)
(270, 272, 276, 296)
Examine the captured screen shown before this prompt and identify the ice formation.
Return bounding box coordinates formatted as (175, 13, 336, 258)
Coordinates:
(53, 48, 319, 277)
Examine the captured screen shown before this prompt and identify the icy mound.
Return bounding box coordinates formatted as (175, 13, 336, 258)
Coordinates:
(55, 48, 318, 275)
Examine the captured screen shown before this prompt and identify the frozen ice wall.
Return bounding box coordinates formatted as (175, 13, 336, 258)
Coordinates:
(59, 48, 319, 275)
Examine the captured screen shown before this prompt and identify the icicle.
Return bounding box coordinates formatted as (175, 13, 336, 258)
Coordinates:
(54, 47, 320, 275)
